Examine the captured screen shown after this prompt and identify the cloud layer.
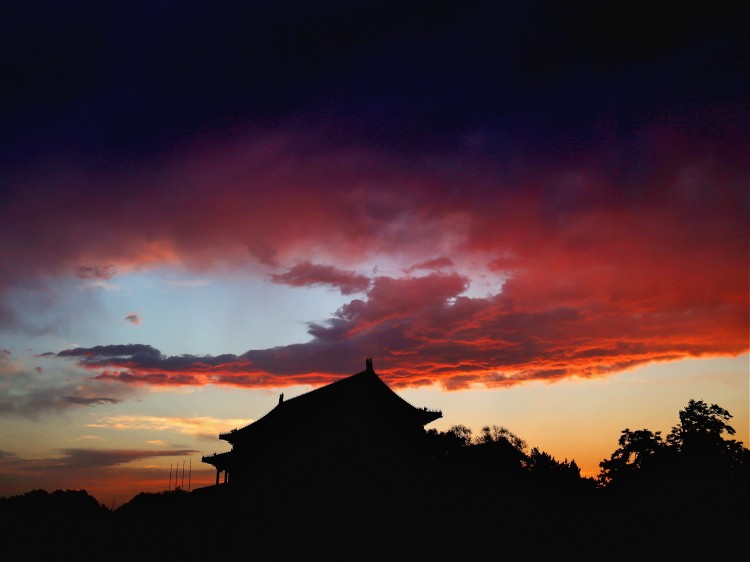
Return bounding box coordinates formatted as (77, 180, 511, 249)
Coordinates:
(1, 2, 747, 400)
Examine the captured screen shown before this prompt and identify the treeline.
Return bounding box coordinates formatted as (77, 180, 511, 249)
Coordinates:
(424, 398, 748, 493)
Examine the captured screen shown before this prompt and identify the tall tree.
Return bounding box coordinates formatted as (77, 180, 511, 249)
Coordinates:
(666, 399, 746, 476)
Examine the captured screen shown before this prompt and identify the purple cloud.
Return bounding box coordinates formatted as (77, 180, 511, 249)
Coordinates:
(270, 261, 371, 295)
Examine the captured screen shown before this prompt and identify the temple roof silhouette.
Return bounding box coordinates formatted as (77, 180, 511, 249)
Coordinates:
(202, 358, 442, 482)
(222, 358, 440, 444)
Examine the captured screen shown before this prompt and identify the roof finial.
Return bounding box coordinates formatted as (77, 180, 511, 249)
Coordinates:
(279, 392, 284, 404)
(365, 357, 373, 372)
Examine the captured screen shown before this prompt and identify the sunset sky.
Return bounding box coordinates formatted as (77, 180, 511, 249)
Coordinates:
(1, 2, 748, 506)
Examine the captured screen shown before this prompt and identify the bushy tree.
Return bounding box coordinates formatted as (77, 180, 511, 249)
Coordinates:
(425, 424, 474, 458)
(528, 448, 581, 477)
(597, 428, 667, 487)
(447, 424, 473, 447)
(475, 425, 527, 453)
(463, 425, 529, 476)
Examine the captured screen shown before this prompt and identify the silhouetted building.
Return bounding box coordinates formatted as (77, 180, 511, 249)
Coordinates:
(202, 358, 442, 486)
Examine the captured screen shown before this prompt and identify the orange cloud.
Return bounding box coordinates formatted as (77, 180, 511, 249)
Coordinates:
(85, 415, 254, 438)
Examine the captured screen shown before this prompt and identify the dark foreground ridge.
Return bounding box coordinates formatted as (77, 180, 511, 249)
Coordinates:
(1, 470, 747, 561)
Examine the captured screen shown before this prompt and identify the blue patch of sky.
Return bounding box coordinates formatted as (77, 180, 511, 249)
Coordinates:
(97, 269, 354, 357)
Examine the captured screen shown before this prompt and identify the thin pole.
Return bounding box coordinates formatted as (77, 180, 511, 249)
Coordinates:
(188, 459, 192, 492)
(168, 463, 172, 492)
(181, 460, 185, 490)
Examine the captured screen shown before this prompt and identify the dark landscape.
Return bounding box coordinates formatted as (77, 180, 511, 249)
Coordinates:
(3, 398, 747, 560)
(1, 4, 747, 559)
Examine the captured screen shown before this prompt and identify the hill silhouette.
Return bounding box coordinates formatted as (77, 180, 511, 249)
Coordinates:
(1, 397, 747, 560)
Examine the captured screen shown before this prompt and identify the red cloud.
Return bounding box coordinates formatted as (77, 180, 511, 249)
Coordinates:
(270, 261, 370, 294)
(124, 313, 141, 324)
(8, 125, 750, 388)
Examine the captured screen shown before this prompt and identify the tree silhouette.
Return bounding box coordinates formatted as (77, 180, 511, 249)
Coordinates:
(666, 399, 745, 475)
(528, 447, 581, 478)
(598, 398, 749, 492)
(475, 424, 527, 452)
(447, 424, 473, 446)
(597, 428, 667, 487)
(425, 424, 474, 459)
